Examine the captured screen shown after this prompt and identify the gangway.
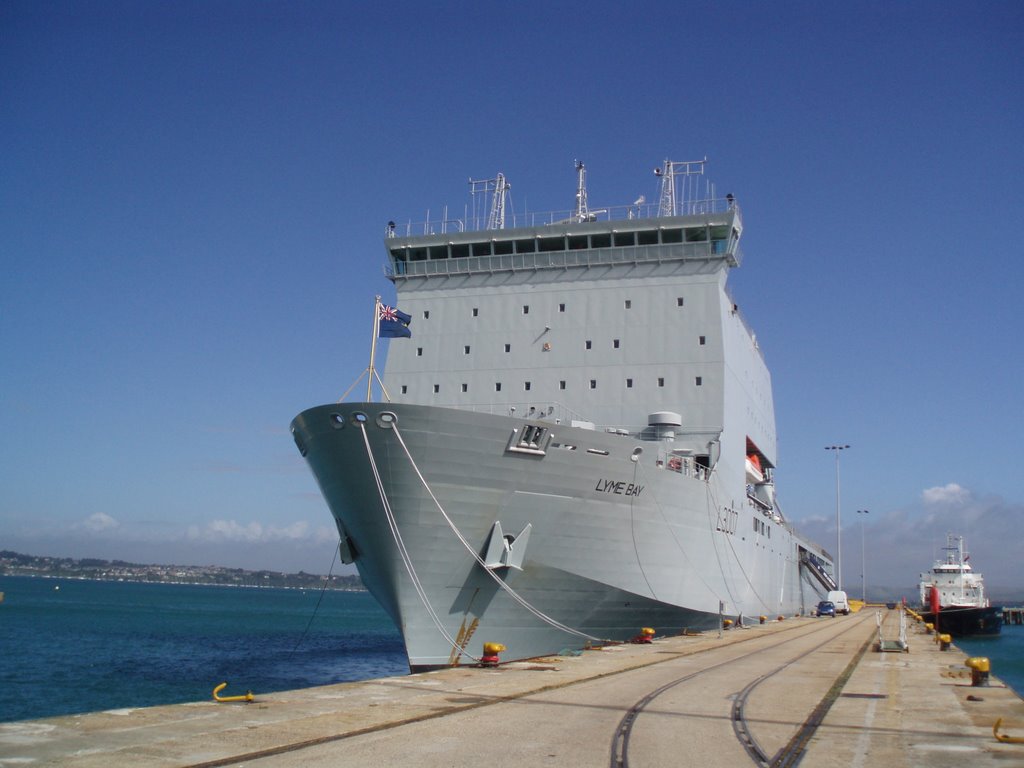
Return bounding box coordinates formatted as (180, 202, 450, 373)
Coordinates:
(799, 550, 838, 592)
(876, 609, 909, 652)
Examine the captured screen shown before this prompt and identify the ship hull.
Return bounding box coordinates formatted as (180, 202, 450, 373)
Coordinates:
(920, 606, 1003, 637)
(291, 402, 829, 670)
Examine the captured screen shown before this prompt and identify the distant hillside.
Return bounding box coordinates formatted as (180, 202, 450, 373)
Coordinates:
(0, 550, 364, 591)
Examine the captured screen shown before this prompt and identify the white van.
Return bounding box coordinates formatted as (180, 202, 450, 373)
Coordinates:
(827, 590, 851, 615)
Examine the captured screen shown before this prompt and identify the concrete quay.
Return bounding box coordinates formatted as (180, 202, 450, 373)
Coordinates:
(2, 609, 1022, 767)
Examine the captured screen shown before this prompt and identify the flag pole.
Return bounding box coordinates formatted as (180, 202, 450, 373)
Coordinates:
(367, 295, 381, 402)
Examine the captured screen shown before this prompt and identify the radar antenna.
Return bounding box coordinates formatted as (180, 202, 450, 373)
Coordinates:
(653, 158, 708, 216)
(469, 173, 510, 230)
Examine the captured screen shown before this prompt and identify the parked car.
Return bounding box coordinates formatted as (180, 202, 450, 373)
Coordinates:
(827, 590, 851, 615)
(816, 600, 836, 618)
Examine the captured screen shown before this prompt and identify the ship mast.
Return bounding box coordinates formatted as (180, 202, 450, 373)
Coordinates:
(469, 173, 510, 230)
(654, 158, 708, 216)
(574, 160, 589, 222)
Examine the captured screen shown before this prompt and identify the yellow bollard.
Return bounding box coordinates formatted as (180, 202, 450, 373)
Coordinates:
(480, 641, 506, 666)
(938, 633, 952, 651)
(965, 657, 991, 687)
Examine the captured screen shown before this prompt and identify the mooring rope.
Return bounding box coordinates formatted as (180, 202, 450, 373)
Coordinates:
(290, 542, 340, 654)
(706, 478, 774, 615)
(633, 457, 725, 604)
(390, 423, 604, 643)
(358, 422, 481, 661)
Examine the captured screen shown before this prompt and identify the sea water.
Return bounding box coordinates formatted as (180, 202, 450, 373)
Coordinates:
(956, 623, 1024, 698)
(3, 577, 1022, 723)
(0, 575, 407, 723)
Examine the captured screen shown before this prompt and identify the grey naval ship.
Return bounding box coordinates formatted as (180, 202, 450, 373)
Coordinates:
(291, 159, 837, 671)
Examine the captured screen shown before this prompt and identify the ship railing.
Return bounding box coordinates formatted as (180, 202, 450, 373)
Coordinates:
(386, 240, 744, 279)
(661, 455, 710, 482)
(390, 198, 740, 237)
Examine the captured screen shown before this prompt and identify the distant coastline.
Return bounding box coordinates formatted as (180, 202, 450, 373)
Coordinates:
(2, 550, 1019, 604)
(0, 550, 364, 591)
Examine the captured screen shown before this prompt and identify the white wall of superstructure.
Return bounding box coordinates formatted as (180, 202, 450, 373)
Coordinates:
(383, 265, 733, 441)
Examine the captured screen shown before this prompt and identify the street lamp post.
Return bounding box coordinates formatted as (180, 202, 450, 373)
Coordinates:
(825, 445, 850, 591)
(857, 509, 869, 603)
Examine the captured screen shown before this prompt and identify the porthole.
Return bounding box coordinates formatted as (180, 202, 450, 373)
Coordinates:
(376, 411, 397, 429)
(329, 413, 345, 430)
(351, 412, 368, 425)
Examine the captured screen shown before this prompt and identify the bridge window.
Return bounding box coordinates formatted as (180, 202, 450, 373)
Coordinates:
(638, 230, 659, 245)
(451, 243, 469, 259)
(568, 235, 588, 250)
(515, 239, 536, 253)
(661, 228, 683, 244)
(613, 231, 636, 247)
(429, 245, 448, 259)
(471, 242, 492, 257)
(591, 233, 611, 248)
(685, 227, 708, 243)
(539, 236, 564, 252)
(494, 240, 513, 255)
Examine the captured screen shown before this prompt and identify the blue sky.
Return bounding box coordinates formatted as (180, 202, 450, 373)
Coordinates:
(2, 1, 1022, 592)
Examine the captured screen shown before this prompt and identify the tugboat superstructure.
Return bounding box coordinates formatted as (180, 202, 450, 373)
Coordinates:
(918, 533, 1002, 636)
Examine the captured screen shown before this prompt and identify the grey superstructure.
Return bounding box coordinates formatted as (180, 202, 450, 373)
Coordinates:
(291, 160, 836, 670)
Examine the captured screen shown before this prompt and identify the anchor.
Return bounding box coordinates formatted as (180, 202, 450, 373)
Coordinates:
(212, 682, 254, 703)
